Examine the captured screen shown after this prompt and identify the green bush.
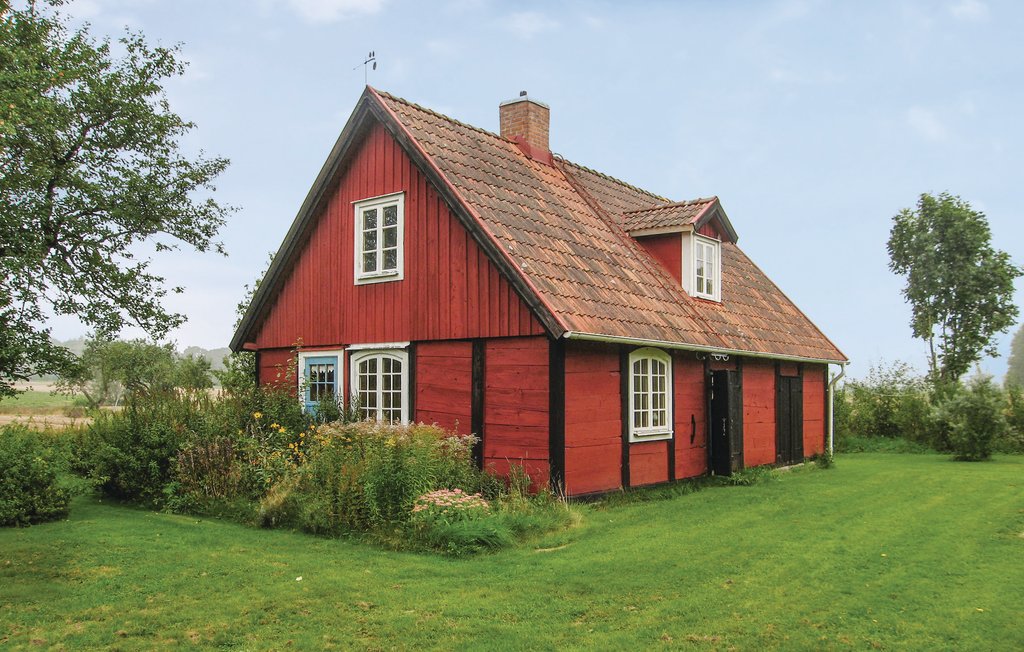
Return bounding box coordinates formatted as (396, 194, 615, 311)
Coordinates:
(259, 422, 488, 535)
(0, 425, 74, 526)
(936, 377, 1007, 461)
(1002, 384, 1024, 453)
(842, 362, 934, 444)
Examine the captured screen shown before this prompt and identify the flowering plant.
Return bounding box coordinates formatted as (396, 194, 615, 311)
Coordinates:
(410, 488, 490, 526)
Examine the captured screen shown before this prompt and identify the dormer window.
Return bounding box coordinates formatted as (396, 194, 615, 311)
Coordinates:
(354, 191, 404, 284)
(693, 236, 719, 300)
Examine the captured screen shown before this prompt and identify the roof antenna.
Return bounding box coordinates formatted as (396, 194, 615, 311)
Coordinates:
(353, 51, 377, 85)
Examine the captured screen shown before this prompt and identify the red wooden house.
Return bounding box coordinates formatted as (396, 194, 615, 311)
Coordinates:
(230, 87, 848, 495)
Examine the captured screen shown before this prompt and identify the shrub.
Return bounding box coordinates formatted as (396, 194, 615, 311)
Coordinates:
(1002, 384, 1024, 454)
(260, 422, 487, 536)
(0, 425, 74, 526)
(936, 376, 1007, 461)
(842, 362, 934, 443)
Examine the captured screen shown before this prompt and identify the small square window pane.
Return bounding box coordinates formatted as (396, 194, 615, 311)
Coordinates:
(383, 226, 397, 248)
(383, 204, 398, 226)
(383, 249, 397, 270)
(363, 231, 377, 251)
(363, 253, 377, 273)
(363, 209, 377, 229)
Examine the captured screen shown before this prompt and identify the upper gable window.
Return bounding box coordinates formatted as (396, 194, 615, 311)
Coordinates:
(354, 192, 404, 284)
(691, 235, 721, 302)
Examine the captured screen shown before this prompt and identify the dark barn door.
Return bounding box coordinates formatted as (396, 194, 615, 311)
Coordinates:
(776, 375, 804, 465)
(709, 370, 743, 476)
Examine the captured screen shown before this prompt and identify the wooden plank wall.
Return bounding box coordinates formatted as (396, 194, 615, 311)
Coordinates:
(563, 342, 621, 495)
(674, 355, 708, 479)
(634, 234, 682, 284)
(415, 341, 473, 434)
(743, 359, 776, 467)
(803, 364, 826, 456)
(253, 121, 544, 350)
(483, 336, 549, 489)
(258, 348, 296, 391)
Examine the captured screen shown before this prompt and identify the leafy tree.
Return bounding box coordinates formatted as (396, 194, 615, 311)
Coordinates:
(888, 192, 1022, 384)
(0, 1, 231, 396)
(1005, 323, 1024, 387)
(56, 337, 212, 408)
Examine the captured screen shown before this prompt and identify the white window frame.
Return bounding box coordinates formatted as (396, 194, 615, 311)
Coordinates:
(353, 191, 405, 285)
(689, 234, 721, 302)
(628, 347, 674, 442)
(349, 347, 410, 424)
(297, 349, 345, 411)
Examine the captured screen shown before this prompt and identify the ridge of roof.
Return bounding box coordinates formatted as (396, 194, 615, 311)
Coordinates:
(557, 157, 671, 205)
(624, 197, 718, 215)
(373, 87, 517, 146)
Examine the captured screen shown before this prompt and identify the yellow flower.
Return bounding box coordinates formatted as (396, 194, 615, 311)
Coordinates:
(270, 423, 280, 429)
(278, 427, 287, 434)
(253, 412, 263, 419)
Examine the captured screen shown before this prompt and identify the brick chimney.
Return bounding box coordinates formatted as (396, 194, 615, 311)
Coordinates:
(499, 91, 551, 164)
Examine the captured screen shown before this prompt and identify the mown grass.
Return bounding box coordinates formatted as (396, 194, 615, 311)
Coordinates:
(2, 454, 1022, 650)
(0, 390, 77, 415)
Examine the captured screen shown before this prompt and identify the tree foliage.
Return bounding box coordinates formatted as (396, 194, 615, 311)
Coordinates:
(0, 0, 231, 396)
(56, 336, 212, 409)
(887, 192, 1021, 384)
(1005, 322, 1024, 388)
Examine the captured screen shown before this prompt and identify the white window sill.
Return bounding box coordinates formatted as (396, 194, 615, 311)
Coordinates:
(355, 271, 402, 285)
(629, 429, 674, 443)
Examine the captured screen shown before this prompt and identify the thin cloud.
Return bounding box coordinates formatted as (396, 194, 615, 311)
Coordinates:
(283, 0, 387, 23)
(949, 0, 990, 21)
(503, 11, 558, 39)
(906, 106, 947, 142)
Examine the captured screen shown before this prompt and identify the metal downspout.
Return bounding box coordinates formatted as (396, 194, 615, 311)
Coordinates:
(827, 363, 847, 455)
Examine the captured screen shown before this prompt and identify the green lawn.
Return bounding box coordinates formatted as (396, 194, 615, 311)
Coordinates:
(0, 390, 76, 414)
(2, 454, 1022, 650)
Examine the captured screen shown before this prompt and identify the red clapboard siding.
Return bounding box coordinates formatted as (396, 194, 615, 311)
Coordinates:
(743, 360, 776, 467)
(415, 341, 472, 434)
(483, 337, 549, 490)
(697, 222, 724, 240)
(258, 349, 295, 392)
(803, 364, 826, 456)
(564, 341, 621, 495)
(252, 121, 545, 349)
(631, 441, 669, 486)
(635, 234, 682, 284)
(674, 356, 708, 479)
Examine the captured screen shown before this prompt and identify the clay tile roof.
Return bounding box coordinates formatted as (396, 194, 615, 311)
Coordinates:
(622, 198, 718, 233)
(235, 87, 846, 363)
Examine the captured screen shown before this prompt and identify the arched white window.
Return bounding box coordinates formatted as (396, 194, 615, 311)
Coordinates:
(350, 349, 409, 423)
(628, 347, 673, 442)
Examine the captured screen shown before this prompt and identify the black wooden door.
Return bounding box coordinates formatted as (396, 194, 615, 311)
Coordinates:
(710, 370, 743, 475)
(776, 375, 804, 465)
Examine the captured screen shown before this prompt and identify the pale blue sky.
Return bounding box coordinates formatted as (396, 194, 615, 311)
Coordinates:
(48, 0, 1024, 380)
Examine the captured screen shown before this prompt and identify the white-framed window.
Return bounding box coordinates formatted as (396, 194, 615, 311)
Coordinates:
(354, 191, 404, 284)
(628, 347, 673, 442)
(350, 347, 409, 423)
(689, 234, 721, 301)
(297, 350, 344, 414)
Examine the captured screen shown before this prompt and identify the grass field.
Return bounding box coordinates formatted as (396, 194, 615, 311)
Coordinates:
(0, 390, 77, 415)
(2, 454, 1022, 650)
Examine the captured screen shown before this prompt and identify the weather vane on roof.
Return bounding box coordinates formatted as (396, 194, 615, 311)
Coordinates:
(354, 51, 377, 85)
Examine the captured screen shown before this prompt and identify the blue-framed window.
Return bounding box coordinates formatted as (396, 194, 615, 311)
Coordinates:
(302, 355, 339, 413)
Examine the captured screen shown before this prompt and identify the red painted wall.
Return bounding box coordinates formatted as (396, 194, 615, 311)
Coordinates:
(483, 337, 549, 488)
(674, 356, 708, 479)
(630, 441, 669, 486)
(415, 341, 472, 434)
(697, 222, 724, 239)
(743, 360, 776, 467)
(803, 365, 826, 456)
(564, 342, 621, 495)
(258, 349, 296, 391)
(251, 121, 544, 350)
(634, 234, 682, 284)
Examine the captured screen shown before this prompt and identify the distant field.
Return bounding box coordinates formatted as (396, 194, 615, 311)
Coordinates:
(0, 388, 77, 414)
(1, 454, 1021, 649)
